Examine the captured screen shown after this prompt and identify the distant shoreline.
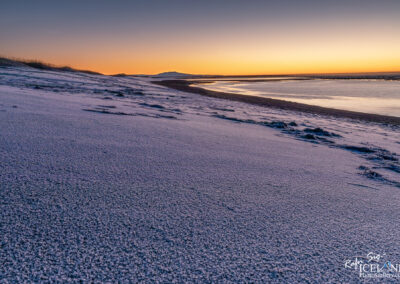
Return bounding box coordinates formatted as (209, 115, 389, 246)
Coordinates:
(154, 79, 400, 126)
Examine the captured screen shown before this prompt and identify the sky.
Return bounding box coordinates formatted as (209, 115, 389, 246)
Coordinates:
(1, 0, 400, 75)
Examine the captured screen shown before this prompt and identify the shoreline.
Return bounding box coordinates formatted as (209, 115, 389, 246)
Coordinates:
(154, 79, 400, 126)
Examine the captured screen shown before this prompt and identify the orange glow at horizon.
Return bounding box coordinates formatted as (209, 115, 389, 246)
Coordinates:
(2, 1, 400, 75)
(2, 16, 400, 75)
(6, 47, 399, 76)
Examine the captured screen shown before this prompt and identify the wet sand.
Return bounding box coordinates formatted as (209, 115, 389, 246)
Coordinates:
(155, 79, 400, 126)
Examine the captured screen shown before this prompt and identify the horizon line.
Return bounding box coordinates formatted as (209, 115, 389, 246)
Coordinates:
(2, 55, 400, 77)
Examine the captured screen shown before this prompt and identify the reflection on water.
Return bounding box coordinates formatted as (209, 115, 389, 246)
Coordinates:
(195, 79, 400, 117)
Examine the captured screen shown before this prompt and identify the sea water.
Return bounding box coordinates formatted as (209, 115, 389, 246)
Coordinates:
(196, 79, 400, 117)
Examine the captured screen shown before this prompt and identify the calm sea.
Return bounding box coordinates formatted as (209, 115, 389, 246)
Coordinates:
(196, 78, 400, 117)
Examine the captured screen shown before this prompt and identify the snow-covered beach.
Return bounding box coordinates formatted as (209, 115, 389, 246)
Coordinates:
(1, 66, 400, 282)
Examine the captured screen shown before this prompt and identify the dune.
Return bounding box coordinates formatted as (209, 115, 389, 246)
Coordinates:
(1, 66, 400, 282)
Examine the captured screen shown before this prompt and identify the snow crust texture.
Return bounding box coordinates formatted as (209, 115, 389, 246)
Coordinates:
(1, 67, 400, 282)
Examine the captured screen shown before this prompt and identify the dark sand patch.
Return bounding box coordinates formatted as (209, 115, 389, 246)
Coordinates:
(83, 108, 177, 120)
(139, 103, 165, 109)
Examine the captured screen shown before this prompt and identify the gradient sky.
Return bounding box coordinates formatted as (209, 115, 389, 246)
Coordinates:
(1, 0, 400, 75)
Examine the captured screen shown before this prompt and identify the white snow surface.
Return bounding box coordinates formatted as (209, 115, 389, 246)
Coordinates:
(1, 67, 400, 282)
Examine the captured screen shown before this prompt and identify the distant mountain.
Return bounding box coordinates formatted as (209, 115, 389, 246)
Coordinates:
(154, 71, 192, 78)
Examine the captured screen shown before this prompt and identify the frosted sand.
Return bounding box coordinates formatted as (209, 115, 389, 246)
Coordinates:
(1, 67, 400, 282)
